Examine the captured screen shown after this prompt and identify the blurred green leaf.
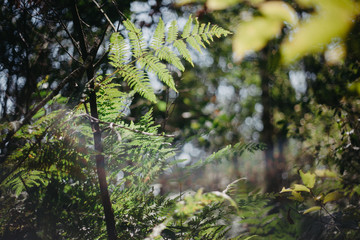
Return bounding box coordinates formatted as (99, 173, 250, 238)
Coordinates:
(293, 184, 310, 192)
(157, 101, 167, 112)
(303, 206, 321, 214)
(323, 191, 342, 204)
(233, 17, 282, 61)
(299, 170, 316, 188)
(281, 0, 359, 63)
(259, 1, 298, 25)
(289, 191, 304, 201)
(206, 0, 240, 10)
(280, 187, 293, 193)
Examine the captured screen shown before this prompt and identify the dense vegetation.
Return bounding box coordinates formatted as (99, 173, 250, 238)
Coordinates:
(1, 0, 359, 239)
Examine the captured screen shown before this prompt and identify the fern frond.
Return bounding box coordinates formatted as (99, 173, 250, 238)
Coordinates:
(124, 19, 146, 58)
(120, 65, 156, 102)
(107, 16, 230, 103)
(182, 15, 192, 38)
(174, 39, 194, 66)
(167, 20, 178, 43)
(151, 18, 165, 50)
(138, 54, 177, 91)
(109, 32, 128, 68)
(186, 36, 203, 53)
(96, 80, 131, 121)
(178, 15, 230, 54)
(156, 46, 184, 71)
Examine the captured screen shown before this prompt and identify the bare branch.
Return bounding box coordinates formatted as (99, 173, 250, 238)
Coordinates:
(58, 18, 82, 56)
(71, 2, 88, 57)
(92, 0, 116, 31)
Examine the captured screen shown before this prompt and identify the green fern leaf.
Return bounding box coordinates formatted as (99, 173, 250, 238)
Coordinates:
(138, 54, 177, 91)
(191, 17, 199, 36)
(124, 20, 146, 58)
(109, 32, 128, 67)
(182, 15, 192, 38)
(151, 18, 165, 50)
(201, 23, 211, 44)
(174, 39, 194, 66)
(199, 23, 206, 35)
(167, 20, 178, 43)
(186, 36, 202, 53)
(120, 65, 156, 102)
(156, 46, 185, 71)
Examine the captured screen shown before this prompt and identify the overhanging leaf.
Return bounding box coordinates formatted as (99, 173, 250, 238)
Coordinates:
(233, 17, 282, 61)
(206, 0, 240, 10)
(281, 0, 359, 64)
(259, 1, 298, 25)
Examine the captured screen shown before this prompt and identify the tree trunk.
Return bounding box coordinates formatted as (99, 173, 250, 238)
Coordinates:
(259, 48, 284, 193)
(88, 72, 118, 240)
(71, 2, 117, 239)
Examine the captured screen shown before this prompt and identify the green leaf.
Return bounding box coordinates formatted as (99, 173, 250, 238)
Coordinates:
(151, 18, 165, 50)
(281, 0, 359, 64)
(293, 184, 310, 192)
(280, 187, 293, 193)
(182, 15, 193, 38)
(174, 40, 194, 66)
(157, 101, 167, 112)
(289, 191, 304, 202)
(299, 170, 316, 189)
(303, 206, 321, 214)
(233, 17, 282, 61)
(206, 0, 240, 10)
(323, 191, 342, 204)
(259, 1, 298, 25)
(167, 20, 178, 43)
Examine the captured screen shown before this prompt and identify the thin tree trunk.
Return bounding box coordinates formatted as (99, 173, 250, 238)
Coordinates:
(71, 2, 117, 238)
(87, 69, 118, 240)
(259, 48, 284, 193)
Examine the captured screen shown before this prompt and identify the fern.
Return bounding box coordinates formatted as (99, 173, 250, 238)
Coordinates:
(108, 16, 231, 103)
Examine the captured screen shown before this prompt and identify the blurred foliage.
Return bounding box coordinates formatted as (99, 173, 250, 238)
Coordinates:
(205, 0, 360, 64)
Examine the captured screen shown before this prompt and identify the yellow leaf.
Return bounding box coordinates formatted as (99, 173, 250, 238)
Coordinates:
(206, 0, 240, 10)
(294, 184, 310, 192)
(315, 169, 337, 178)
(303, 206, 321, 214)
(175, 0, 204, 7)
(323, 191, 342, 204)
(299, 170, 316, 189)
(280, 187, 293, 193)
(259, 1, 298, 25)
(281, 0, 359, 64)
(289, 191, 304, 202)
(315, 193, 324, 201)
(233, 17, 282, 61)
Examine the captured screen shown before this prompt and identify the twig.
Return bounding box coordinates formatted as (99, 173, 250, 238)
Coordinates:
(92, 0, 116, 31)
(111, 0, 128, 21)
